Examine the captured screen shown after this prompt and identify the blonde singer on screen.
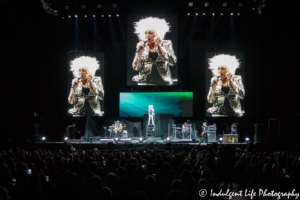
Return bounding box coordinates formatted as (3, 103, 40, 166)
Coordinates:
(132, 17, 177, 85)
(207, 54, 245, 117)
(68, 56, 104, 116)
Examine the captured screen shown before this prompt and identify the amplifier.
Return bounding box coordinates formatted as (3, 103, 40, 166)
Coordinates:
(223, 134, 239, 143)
(208, 125, 216, 131)
(207, 131, 216, 142)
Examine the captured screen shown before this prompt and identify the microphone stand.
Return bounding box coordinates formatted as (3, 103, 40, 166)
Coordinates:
(191, 131, 208, 152)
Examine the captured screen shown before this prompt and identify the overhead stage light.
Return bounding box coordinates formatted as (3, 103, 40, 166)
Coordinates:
(54, 10, 57, 13)
(187, 13, 190, 15)
(101, 15, 104, 17)
(212, 13, 215, 16)
(189, 2, 193, 7)
(204, 2, 209, 7)
(203, 13, 205, 15)
(65, 6, 69, 9)
(231, 13, 233, 16)
(93, 15, 95, 17)
(108, 14, 111, 17)
(196, 13, 198, 15)
(85, 15, 87, 17)
(223, 2, 227, 7)
(68, 15, 71, 18)
(117, 14, 119, 17)
(82, 5, 86, 9)
(221, 13, 223, 15)
(238, 13, 240, 15)
(139, 138, 143, 143)
(113, 4, 117, 8)
(239, 3, 243, 7)
(97, 4, 101, 8)
(42, 137, 46, 141)
(64, 137, 68, 141)
(75, 15, 77, 18)
(62, 17, 64, 19)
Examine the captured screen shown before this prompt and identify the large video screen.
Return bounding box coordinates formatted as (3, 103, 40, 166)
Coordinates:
(127, 14, 178, 86)
(120, 92, 193, 117)
(205, 52, 245, 117)
(67, 53, 104, 117)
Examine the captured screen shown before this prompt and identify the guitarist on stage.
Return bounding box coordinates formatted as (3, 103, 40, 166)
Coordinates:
(201, 122, 208, 143)
(114, 120, 123, 138)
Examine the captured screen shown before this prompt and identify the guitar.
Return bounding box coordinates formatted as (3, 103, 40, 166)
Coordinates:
(115, 124, 123, 133)
(201, 131, 207, 136)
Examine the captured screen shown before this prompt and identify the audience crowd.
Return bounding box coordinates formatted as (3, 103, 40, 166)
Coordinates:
(0, 144, 300, 200)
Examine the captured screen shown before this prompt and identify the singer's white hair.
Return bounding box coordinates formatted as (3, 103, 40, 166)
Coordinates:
(134, 17, 170, 40)
(208, 54, 240, 75)
(69, 56, 100, 77)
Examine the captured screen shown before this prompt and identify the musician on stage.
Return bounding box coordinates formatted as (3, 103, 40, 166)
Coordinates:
(182, 122, 190, 139)
(148, 105, 155, 125)
(231, 123, 237, 134)
(69, 123, 80, 139)
(114, 120, 123, 138)
(201, 122, 208, 143)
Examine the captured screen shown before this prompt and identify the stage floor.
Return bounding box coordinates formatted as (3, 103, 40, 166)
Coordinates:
(36, 137, 248, 151)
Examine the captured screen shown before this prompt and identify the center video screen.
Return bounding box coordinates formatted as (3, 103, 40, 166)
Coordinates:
(119, 92, 193, 117)
(205, 52, 245, 117)
(127, 14, 178, 86)
(67, 53, 104, 117)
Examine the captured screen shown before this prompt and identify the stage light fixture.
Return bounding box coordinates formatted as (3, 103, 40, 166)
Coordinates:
(113, 4, 117, 8)
(239, 3, 243, 7)
(42, 137, 46, 141)
(65, 6, 69, 9)
(212, 13, 215, 16)
(64, 137, 68, 141)
(253, 8, 255, 10)
(196, 13, 198, 15)
(189, 2, 193, 7)
(117, 14, 119, 17)
(219, 137, 223, 143)
(54, 10, 57, 13)
(82, 5, 86, 9)
(97, 4, 101, 8)
(101, 15, 104, 17)
(139, 138, 143, 143)
(68, 15, 71, 18)
(203, 13, 205, 15)
(187, 13, 190, 15)
(114, 137, 119, 143)
(204, 2, 209, 7)
(109, 14, 111, 17)
(75, 15, 77, 18)
(93, 15, 95, 17)
(221, 13, 223, 15)
(238, 13, 240, 15)
(223, 2, 227, 7)
(62, 17, 64, 19)
(231, 13, 233, 15)
(85, 15, 87, 17)
(245, 137, 249, 141)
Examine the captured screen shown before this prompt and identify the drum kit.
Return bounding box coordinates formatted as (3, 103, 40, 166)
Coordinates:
(169, 124, 191, 139)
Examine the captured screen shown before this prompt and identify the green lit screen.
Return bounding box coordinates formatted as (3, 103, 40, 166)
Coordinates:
(120, 92, 193, 117)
